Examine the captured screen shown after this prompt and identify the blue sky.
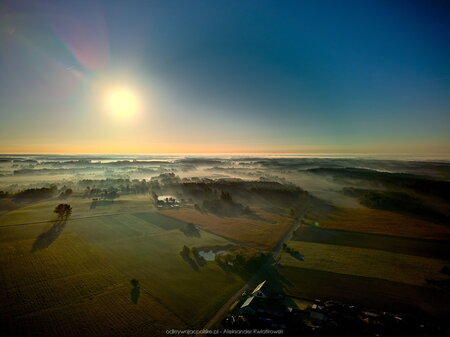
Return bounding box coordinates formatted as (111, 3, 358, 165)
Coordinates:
(0, 0, 449, 153)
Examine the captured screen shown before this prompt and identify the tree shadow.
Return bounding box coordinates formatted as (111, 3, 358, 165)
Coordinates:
(31, 220, 67, 252)
(242, 208, 267, 221)
(180, 252, 199, 271)
(291, 252, 304, 261)
(130, 279, 140, 304)
(180, 225, 201, 238)
(283, 245, 304, 261)
(90, 199, 114, 209)
(262, 257, 294, 292)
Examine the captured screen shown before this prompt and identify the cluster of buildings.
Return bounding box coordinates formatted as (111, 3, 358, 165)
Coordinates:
(156, 195, 180, 209)
(225, 281, 292, 330)
(221, 281, 447, 337)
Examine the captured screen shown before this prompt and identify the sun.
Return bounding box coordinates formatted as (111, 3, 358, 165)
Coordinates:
(105, 87, 139, 118)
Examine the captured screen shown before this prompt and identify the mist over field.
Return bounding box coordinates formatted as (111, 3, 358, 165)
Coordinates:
(1, 156, 450, 336)
(2, 154, 450, 208)
(2, 154, 450, 189)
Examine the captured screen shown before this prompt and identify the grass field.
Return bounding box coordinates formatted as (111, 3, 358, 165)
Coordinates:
(292, 226, 450, 259)
(306, 206, 450, 240)
(0, 196, 245, 336)
(0, 195, 155, 227)
(9, 285, 187, 337)
(277, 224, 450, 318)
(161, 208, 292, 249)
(279, 241, 448, 286)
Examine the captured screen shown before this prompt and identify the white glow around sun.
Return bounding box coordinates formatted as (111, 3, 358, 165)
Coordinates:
(105, 87, 139, 118)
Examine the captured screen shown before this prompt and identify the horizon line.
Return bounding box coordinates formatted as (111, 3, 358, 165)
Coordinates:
(1, 152, 450, 159)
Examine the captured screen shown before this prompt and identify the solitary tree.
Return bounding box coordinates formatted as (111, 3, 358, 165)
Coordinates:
(54, 204, 72, 219)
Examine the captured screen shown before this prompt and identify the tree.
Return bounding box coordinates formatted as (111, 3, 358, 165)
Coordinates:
(289, 208, 296, 218)
(106, 189, 119, 200)
(54, 204, 65, 218)
(235, 253, 245, 266)
(220, 191, 233, 202)
(152, 192, 158, 204)
(191, 247, 199, 258)
(182, 245, 191, 257)
(223, 253, 234, 265)
(215, 254, 224, 264)
(54, 204, 72, 219)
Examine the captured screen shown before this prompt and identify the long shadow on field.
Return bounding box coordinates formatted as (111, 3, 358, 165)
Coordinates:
(264, 262, 294, 292)
(290, 251, 304, 261)
(130, 279, 140, 304)
(289, 251, 305, 261)
(31, 220, 67, 252)
(180, 223, 201, 237)
(180, 252, 199, 271)
(249, 255, 294, 293)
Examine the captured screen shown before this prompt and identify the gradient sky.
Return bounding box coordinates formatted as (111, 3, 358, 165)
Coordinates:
(0, 0, 449, 154)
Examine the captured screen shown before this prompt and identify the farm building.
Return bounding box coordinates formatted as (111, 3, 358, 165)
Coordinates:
(156, 195, 180, 209)
(240, 296, 289, 317)
(240, 280, 290, 319)
(251, 280, 271, 298)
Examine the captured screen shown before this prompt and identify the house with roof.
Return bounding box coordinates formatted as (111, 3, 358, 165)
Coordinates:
(240, 280, 291, 320)
(240, 296, 289, 317)
(156, 195, 180, 209)
(251, 280, 271, 298)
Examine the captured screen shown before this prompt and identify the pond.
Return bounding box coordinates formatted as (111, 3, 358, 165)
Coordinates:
(198, 250, 225, 261)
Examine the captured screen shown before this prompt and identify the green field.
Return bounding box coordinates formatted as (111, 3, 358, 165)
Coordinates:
(0, 194, 155, 226)
(278, 227, 450, 318)
(0, 196, 244, 336)
(279, 241, 447, 286)
(292, 226, 450, 259)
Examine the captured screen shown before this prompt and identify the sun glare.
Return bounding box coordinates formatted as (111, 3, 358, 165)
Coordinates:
(105, 87, 139, 118)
